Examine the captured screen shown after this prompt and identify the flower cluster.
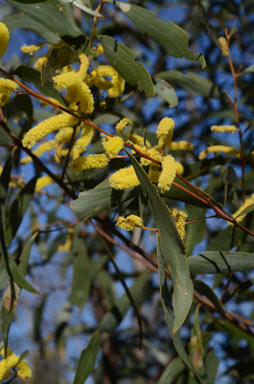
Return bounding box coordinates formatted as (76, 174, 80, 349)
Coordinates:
(0, 348, 32, 381)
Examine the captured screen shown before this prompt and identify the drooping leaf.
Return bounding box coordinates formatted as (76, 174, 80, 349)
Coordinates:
(156, 70, 219, 98)
(19, 234, 37, 275)
(194, 280, 225, 316)
(189, 251, 254, 275)
(0, 155, 12, 204)
(154, 78, 178, 107)
(73, 331, 101, 384)
(185, 206, 206, 257)
(116, 2, 206, 68)
(206, 350, 219, 384)
(14, 65, 65, 104)
(127, 152, 193, 333)
(158, 357, 185, 383)
(100, 35, 154, 97)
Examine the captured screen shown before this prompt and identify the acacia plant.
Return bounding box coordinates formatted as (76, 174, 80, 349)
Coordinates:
(0, 0, 254, 383)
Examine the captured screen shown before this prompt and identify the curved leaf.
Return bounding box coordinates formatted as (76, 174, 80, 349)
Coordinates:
(154, 78, 178, 107)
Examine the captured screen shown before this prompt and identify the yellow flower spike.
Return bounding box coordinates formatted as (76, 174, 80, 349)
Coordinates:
(140, 148, 162, 166)
(0, 22, 9, 57)
(22, 113, 78, 148)
(90, 65, 125, 98)
(199, 145, 239, 160)
(53, 72, 94, 114)
(70, 154, 108, 171)
(229, 194, 254, 225)
(55, 127, 77, 144)
(210, 125, 237, 133)
(0, 348, 32, 380)
(20, 44, 41, 55)
(0, 78, 18, 107)
(21, 140, 55, 164)
(156, 117, 174, 147)
(34, 57, 47, 70)
(170, 208, 188, 241)
(218, 37, 229, 57)
(175, 161, 184, 175)
(77, 53, 90, 81)
(148, 165, 161, 183)
(109, 166, 139, 190)
(116, 215, 143, 231)
(169, 141, 194, 151)
(102, 136, 124, 157)
(130, 133, 151, 148)
(72, 122, 94, 160)
(35, 175, 57, 192)
(115, 117, 133, 135)
(158, 154, 176, 193)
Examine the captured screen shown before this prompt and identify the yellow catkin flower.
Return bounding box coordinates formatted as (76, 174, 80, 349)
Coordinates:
(109, 166, 139, 190)
(156, 117, 174, 147)
(34, 57, 47, 70)
(218, 37, 229, 57)
(35, 175, 56, 192)
(229, 194, 254, 224)
(199, 145, 238, 160)
(140, 148, 162, 166)
(148, 165, 161, 183)
(55, 127, 77, 144)
(0, 78, 18, 107)
(53, 72, 94, 114)
(175, 161, 184, 175)
(0, 348, 32, 380)
(72, 122, 94, 159)
(70, 154, 108, 171)
(20, 44, 40, 55)
(102, 136, 124, 157)
(169, 141, 194, 151)
(22, 113, 78, 148)
(130, 133, 151, 148)
(115, 118, 133, 135)
(0, 22, 9, 57)
(211, 125, 237, 133)
(77, 53, 89, 81)
(158, 155, 176, 193)
(170, 208, 188, 241)
(96, 44, 104, 55)
(21, 140, 55, 164)
(90, 65, 125, 98)
(116, 215, 143, 231)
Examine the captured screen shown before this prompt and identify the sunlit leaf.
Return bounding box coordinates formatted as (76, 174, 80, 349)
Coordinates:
(154, 78, 178, 107)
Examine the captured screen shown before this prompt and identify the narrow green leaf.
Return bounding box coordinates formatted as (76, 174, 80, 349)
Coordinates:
(156, 70, 219, 98)
(117, 2, 206, 68)
(127, 151, 193, 332)
(14, 65, 64, 103)
(154, 78, 178, 107)
(19, 234, 37, 275)
(99, 272, 150, 333)
(8, 253, 38, 293)
(100, 35, 154, 97)
(157, 245, 203, 381)
(189, 251, 254, 275)
(242, 64, 254, 75)
(206, 350, 219, 384)
(194, 280, 225, 316)
(158, 358, 185, 384)
(185, 206, 206, 257)
(73, 331, 101, 384)
(0, 155, 12, 204)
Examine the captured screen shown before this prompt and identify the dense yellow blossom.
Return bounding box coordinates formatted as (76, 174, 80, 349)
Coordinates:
(156, 117, 174, 147)
(0, 22, 9, 57)
(0, 348, 32, 380)
(55, 127, 78, 144)
(130, 133, 151, 148)
(53, 72, 94, 114)
(90, 65, 125, 98)
(96, 44, 104, 54)
(21, 140, 55, 164)
(115, 118, 133, 135)
(0, 78, 18, 106)
(175, 161, 184, 174)
(109, 166, 139, 190)
(71, 154, 108, 171)
(102, 136, 124, 157)
(211, 125, 237, 133)
(158, 155, 176, 193)
(35, 175, 56, 192)
(77, 53, 89, 81)
(218, 37, 229, 57)
(229, 194, 254, 224)
(34, 57, 47, 70)
(199, 145, 238, 160)
(140, 148, 162, 166)
(148, 165, 161, 183)
(169, 141, 193, 151)
(72, 122, 94, 159)
(22, 113, 78, 148)
(21, 44, 40, 55)
(116, 215, 143, 231)
(170, 208, 188, 241)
